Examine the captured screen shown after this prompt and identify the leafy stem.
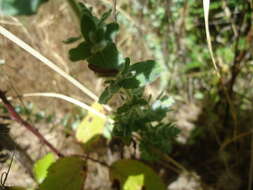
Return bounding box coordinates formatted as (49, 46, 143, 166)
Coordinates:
(66, 1, 180, 161)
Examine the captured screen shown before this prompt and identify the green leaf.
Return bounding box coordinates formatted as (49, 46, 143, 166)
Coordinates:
(0, 0, 48, 16)
(63, 36, 81, 44)
(120, 60, 162, 89)
(39, 156, 86, 190)
(110, 159, 166, 190)
(99, 83, 120, 104)
(33, 152, 56, 183)
(87, 42, 123, 70)
(145, 96, 174, 121)
(184, 61, 202, 73)
(140, 124, 180, 160)
(105, 23, 119, 41)
(69, 42, 92, 61)
(91, 28, 106, 43)
(78, 3, 93, 18)
(80, 13, 97, 42)
(99, 9, 112, 24)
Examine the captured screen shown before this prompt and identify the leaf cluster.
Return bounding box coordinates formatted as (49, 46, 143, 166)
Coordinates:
(68, 3, 123, 75)
(66, 2, 179, 161)
(113, 93, 179, 160)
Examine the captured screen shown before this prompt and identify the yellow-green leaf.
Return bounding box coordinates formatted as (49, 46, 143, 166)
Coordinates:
(33, 152, 56, 183)
(75, 103, 107, 149)
(110, 159, 166, 190)
(39, 156, 86, 190)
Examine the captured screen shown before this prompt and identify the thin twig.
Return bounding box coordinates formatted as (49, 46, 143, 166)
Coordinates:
(74, 154, 110, 168)
(220, 130, 253, 152)
(0, 90, 64, 157)
(113, 0, 117, 22)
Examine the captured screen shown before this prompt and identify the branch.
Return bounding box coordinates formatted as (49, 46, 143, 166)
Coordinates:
(0, 90, 63, 158)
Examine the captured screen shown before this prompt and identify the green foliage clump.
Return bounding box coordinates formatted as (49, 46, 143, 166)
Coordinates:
(67, 3, 179, 160)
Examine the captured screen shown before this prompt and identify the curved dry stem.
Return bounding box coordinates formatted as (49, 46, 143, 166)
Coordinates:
(0, 26, 112, 112)
(22, 92, 113, 123)
(220, 130, 253, 152)
(203, 0, 238, 138)
(203, 0, 219, 74)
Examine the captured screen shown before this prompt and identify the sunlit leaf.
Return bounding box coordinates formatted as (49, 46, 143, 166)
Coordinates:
(110, 159, 166, 190)
(120, 60, 162, 89)
(146, 96, 175, 121)
(75, 103, 107, 149)
(33, 152, 56, 183)
(105, 23, 119, 41)
(39, 156, 86, 190)
(0, 0, 48, 16)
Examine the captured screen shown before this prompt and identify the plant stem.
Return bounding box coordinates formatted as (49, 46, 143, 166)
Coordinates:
(74, 154, 110, 168)
(0, 90, 64, 158)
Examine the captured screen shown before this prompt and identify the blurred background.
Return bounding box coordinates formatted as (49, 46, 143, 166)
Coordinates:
(1, 0, 253, 189)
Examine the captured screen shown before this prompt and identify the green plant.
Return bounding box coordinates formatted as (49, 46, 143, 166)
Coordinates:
(68, 1, 179, 161)
(0, 0, 180, 189)
(2, 0, 252, 189)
